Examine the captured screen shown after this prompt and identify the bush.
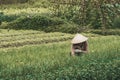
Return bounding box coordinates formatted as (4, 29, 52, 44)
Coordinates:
(0, 12, 4, 25)
(59, 24, 79, 33)
(90, 29, 120, 35)
(113, 17, 120, 28)
(1, 13, 90, 33)
(33, 0, 50, 8)
(3, 15, 19, 22)
(4, 15, 65, 30)
(2, 15, 81, 33)
(43, 23, 79, 33)
(0, 12, 19, 24)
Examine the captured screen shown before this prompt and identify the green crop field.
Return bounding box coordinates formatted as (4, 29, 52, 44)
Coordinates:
(0, 29, 119, 80)
(0, 0, 120, 79)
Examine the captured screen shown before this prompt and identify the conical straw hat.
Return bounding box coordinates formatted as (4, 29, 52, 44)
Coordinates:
(71, 34, 88, 44)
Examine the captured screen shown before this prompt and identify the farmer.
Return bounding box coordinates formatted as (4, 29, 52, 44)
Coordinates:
(71, 34, 88, 56)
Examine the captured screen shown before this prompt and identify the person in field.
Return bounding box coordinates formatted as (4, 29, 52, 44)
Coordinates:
(71, 34, 88, 56)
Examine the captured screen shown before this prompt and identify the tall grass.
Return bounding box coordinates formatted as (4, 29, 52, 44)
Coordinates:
(0, 33, 119, 79)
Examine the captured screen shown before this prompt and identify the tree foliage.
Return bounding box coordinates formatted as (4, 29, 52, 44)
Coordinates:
(50, 0, 120, 29)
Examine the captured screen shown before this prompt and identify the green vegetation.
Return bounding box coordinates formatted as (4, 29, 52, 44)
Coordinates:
(0, 29, 73, 48)
(0, 0, 120, 79)
(113, 17, 120, 28)
(0, 0, 119, 33)
(51, 0, 120, 29)
(4, 15, 65, 30)
(0, 29, 119, 79)
(89, 29, 120, 35)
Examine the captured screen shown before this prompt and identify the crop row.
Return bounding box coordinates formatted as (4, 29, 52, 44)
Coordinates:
(0, 31, 44, 37)
(0, 35, 73, 48)
(1, 34, 73, 44)
(0, 32, 70, 43)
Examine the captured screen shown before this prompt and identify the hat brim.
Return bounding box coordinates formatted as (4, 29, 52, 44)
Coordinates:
(71, 34, 88, 44)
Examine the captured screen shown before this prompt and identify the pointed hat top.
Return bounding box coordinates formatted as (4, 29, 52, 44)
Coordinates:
(71, 34, 88, 44)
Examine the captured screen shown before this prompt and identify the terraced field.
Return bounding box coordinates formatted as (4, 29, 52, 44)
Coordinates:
(0, 29, 73, 48)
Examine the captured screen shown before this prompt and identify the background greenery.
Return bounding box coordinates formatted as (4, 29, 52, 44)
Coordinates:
(0, 0, 120, 33)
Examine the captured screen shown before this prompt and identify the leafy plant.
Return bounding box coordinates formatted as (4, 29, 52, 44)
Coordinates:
(5, 15, 65, 30)
(113, 17, 120, 28)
